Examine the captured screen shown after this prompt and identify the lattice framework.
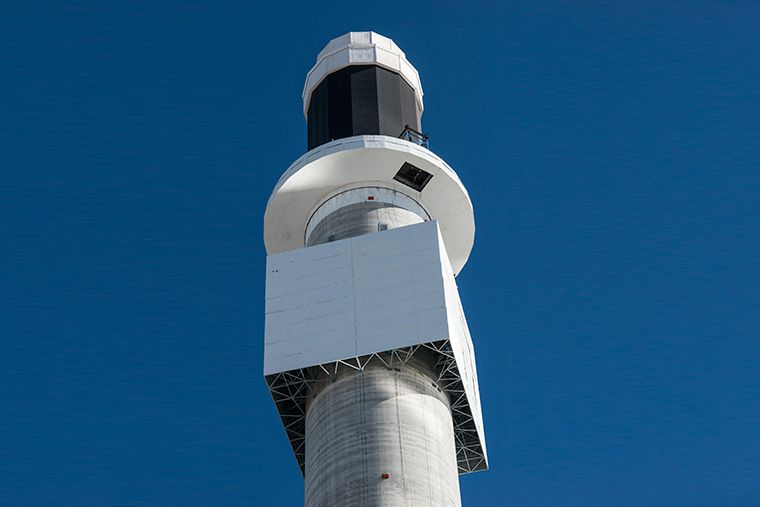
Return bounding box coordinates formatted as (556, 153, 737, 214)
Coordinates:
(265, 339, 487, 476)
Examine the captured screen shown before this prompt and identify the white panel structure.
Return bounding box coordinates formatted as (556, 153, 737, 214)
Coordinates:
(264, 32, 487, 506)
(265, 221, 487, 474)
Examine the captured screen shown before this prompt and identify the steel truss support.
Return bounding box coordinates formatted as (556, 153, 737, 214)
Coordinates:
(265, 339, 487, 475)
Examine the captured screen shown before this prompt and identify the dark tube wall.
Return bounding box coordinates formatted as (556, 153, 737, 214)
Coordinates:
(307, 65, 421, 150)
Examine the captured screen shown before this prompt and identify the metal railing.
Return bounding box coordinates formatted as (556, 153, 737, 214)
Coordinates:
(399, 125, 429, 149)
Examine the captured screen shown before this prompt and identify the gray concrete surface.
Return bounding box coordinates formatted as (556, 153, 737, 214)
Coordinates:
(304, 364, 461, 507)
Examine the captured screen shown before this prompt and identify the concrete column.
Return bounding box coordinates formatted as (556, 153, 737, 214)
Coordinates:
(306, 202, 424, 246)
(305, 186, 428, 247)
(303, 194, 460, 507)
(304, 364, 461, 507)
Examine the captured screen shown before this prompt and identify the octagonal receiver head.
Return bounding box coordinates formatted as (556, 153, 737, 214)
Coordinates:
(302, 31, 424, 119)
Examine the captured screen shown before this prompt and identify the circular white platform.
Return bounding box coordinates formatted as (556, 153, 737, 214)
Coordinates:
(263, 136, 475, 275)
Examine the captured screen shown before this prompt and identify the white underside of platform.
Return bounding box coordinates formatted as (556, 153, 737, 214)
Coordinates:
(263, 136, 475, 275)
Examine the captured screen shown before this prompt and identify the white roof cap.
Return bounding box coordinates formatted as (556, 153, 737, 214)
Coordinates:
(302, 32, 424, 119)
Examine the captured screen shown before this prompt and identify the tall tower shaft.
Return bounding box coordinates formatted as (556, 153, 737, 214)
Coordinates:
(263, 32, 487, 507)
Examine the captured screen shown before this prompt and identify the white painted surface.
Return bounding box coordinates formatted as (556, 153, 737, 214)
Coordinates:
(264, 221, 447, 375)
(263, 136, 475, 275)
(302, 31, 424, 118)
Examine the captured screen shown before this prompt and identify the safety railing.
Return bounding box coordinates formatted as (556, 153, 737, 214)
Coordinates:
(399, 125, 429, 149)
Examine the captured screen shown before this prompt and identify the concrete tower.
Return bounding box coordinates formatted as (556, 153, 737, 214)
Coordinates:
(263, 32, 487, 507)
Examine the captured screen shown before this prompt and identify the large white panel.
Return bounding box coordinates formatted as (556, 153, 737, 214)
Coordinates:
(264, 221, 449, 375)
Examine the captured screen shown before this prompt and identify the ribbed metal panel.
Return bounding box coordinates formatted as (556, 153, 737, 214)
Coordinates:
(351, 66, 380, 135)
(399, 79, 420, 134)
(327, 68, 353, 142)
(307, 66, 421, 150)
(376, 66, 403, 136)
(306, 82, 329, 151)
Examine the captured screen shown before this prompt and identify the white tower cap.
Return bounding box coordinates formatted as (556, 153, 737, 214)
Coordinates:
(302, 32, 425, 119)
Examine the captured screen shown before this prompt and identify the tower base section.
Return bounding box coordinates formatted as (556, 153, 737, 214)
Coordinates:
(305, 362, 461, 507)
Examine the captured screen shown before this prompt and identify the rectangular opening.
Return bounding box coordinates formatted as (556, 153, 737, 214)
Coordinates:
(393, 162, 433, 192)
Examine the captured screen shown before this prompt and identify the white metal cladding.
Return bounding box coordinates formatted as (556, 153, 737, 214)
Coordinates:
(264, 221, 446, 375)
(263, 135, 475, 276)
(264, 221, 487, 473)
(302, 31, 424, 118)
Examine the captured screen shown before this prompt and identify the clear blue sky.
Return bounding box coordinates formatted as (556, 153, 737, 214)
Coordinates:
(2, 1, 759, 506)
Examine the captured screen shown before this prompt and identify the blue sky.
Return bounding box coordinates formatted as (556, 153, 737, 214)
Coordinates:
(2, 1, 759, 506)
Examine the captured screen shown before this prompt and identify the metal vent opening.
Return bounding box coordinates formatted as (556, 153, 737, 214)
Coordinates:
(393, 162, 433, 192)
